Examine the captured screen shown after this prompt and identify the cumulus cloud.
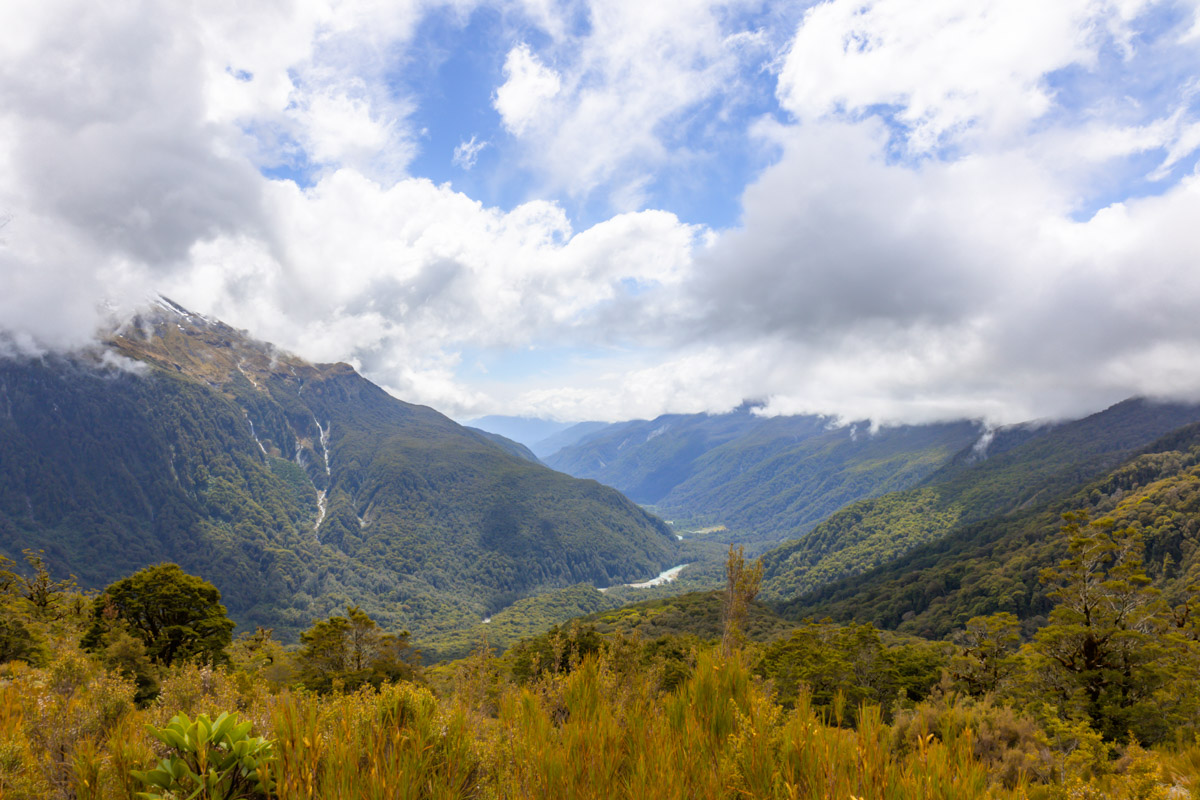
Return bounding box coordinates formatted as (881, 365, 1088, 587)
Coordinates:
(490, 0, 779, 201)
(0, 0, 462, 349)
(163, 172, 705, 413)
(673, 0, 1200, 424)
(777, 0, 1126, 151)
(2, 0, 1200, 428)
(494, 44, 561, 136)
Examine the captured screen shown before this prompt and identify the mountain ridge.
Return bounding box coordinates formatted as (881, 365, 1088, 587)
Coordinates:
(761, 396, 1200, 613)
(545, 407, 983, 543)
(0, 300, 679, 641)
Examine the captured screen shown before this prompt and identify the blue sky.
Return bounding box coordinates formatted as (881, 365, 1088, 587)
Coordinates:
(3, 0, 1200, 425)
(396, 2, 796, 231)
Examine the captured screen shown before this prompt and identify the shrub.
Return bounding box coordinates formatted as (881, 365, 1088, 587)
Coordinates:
(133, 712, 274, 800)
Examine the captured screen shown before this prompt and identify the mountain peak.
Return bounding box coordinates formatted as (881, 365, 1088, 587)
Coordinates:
(106, 298, 328, 393)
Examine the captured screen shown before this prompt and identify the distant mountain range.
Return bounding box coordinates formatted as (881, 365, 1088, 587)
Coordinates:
(543, 404, 983, 542)
(8, 298, 1200, 660)
(0, 299, 678, 641)
(538, 396, 1200, 643)
(465, 415, 607, 459)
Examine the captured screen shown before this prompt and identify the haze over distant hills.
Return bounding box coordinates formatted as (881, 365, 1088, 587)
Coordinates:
(0, 299, 678, 641)
(465, 416, 609, 459)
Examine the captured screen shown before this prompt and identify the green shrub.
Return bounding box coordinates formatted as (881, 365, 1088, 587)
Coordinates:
(133, 711, 274, 800)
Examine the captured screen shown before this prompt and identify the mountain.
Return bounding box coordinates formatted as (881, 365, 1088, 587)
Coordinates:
(776, 422, 1200, 640)
(0, 299, 678, 640)
(465, 416, 609, 459)
(545, 405, 981, 542)
(466, 428, 542, 463)
(544, 405, 767, 503)
(531, 421, 610, 459)
(463, 416, 574, 450)
(761, 398, 1200, 617)
(657, 418, 981, 541)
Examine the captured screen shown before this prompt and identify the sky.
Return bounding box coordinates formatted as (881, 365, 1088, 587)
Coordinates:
(2, 0, 1200, 426)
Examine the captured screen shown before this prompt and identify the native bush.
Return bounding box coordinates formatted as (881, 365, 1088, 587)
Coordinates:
(132, 712, 274, 800)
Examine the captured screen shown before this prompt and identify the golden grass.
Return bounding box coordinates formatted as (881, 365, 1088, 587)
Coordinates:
(3, 645, 1199, 799)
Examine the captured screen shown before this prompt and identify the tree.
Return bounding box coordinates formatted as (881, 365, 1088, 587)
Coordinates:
(81, 563, 234, 667)
(229, 627, 294, 686)
(296, 605, 415, 692)
(0, 550, 78, 620)
(0, 616, 43, 665)
(951, 612, 1021, 696)
(721, 545, 763, 656)
(1031, 512, 1172, 741)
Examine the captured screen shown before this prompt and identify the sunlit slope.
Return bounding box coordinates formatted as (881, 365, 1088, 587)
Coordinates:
(763, 399, 1200, 615)
(779, 422, 1200, 638)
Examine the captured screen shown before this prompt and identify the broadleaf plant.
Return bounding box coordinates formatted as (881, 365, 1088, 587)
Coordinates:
(133, 711, 274, 800)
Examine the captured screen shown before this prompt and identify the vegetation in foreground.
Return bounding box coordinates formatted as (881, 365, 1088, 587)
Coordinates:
(5, 526, 1200, 800)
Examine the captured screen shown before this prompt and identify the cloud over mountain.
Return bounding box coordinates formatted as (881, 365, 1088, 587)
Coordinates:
(1, 0, 1199, 424)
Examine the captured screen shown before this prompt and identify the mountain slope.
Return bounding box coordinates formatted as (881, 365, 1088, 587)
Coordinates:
(761, 398, 1200, 608)
(532, 421, 609, 459)
(0, 300, 677, 640)
(657, 419, 980, 540)
(545, 406, 770, 504)
(463, 415, 573, 451)
(546, 406, 981, 542)
(777, 421, 1200, 639)
(466, 428, 542, 463)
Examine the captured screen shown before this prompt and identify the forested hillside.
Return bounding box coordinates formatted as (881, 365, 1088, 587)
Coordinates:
(0, 300, 677, 640)
(773, 415, 1200, 637)
(546, 406, 981, 542)
(659, 419, 979, 541)
(545, 404, 770, 502)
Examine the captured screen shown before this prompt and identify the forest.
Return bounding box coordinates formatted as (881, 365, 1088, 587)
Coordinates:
(0, 317, 677, 643)
(4, 521, 1200, 800)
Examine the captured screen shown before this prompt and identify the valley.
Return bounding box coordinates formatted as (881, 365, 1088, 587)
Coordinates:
(8, 302, 1200, 660)
(0, 301, 679, 642)
(7, 305, 1200, 798)
(6, 3, 1200, 795)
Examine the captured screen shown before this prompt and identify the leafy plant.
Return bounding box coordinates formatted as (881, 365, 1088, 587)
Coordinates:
(133, 712, 274, 800)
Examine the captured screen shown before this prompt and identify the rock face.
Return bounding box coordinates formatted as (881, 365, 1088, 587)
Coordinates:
(0, 299, 677, 639)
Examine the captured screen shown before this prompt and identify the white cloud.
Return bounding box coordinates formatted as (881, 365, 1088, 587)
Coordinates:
(492, 0, 778, 201)
(2, 0, 1200, 429)
(1152, 116, 1200, 179)
(0, 0, 467, 349)
(777, 0, 1156, 151)
(292, 87, 400, 169)
(494, 44, 562, 136)
(162, 169, 705, 414)
(452, 135, 489, 169)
